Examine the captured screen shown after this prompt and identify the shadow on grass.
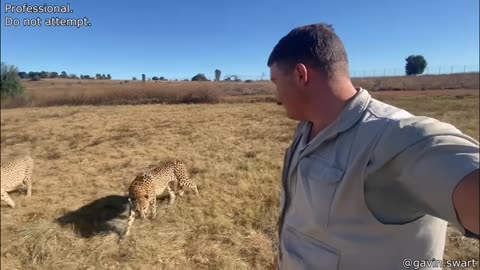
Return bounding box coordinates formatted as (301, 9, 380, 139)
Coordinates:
(55, 195, 133, 238)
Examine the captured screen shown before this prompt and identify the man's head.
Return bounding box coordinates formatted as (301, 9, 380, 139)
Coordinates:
(268, 23, 352, 120)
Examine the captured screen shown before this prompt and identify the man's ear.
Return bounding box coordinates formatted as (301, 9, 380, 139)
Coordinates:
(294, 63, 308, 85)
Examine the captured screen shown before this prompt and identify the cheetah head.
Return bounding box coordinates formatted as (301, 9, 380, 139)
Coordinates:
(130, 194, 149, 219)
(128, 172, 154, 219)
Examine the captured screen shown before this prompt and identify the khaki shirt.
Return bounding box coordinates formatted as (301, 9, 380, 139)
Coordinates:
(277, 88, 479, 269)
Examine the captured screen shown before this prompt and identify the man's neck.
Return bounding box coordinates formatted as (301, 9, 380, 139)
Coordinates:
(308, 121, 329, 142)
(305, 81, 358, 142)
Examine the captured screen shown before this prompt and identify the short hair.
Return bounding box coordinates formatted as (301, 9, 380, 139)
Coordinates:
(267, 23, 349, 78)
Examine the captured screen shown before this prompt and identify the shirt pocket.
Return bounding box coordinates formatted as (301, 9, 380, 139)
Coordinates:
(281, 224, 340, 270)
(288, 157, 344, 231)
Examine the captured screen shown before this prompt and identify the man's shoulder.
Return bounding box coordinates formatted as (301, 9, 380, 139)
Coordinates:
(366, 97, 413, 121)
(370, 114, 479, 164)
(379, 115, 476, 145)
(364, 97, 476, 143)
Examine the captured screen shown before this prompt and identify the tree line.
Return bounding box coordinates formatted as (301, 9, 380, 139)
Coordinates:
(2, 55, 430, 99)
(17, 71, 112, 81)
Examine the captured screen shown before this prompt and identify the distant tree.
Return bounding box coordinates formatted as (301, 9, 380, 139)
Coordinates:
(39, 71, 49, 79)
(223, 75, 241, 82)
(50, 72, 59, 78)
(132, 77, 137, 81)
(215, 69, 221, 81)
(18, 72, 27, 79)
(191, 73, 208, 81)
(152, 76, 159, 81)
(142, 74, 146, 82)
(60, 71, 68, 78)
(31, 75, 41, 81)
(159, 76, 166, 81)
(405, 55, 427, 76)
(70, 74, 79, 79)
(28, 72, 37, 79)
(107, 74, 111, 80)
(1, 62, 25, 98)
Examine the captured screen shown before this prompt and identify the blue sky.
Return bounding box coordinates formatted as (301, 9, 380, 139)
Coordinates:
(1, 0, 479, 80)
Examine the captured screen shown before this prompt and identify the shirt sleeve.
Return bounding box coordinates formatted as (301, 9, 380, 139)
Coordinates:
(369, 116, 479, 236)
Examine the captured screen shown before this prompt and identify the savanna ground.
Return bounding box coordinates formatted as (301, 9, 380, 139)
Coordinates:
(1, 76, 479, 269)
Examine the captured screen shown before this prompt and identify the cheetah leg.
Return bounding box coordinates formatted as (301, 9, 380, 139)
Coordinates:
(150, 197, 157, 219)
(1, 188, 15, 208)
(139, 207, 146, 219)
(124, 209, 135, 237)
(178, 187, 185, 197)
(167, 185, 176, 205)
(173, 161, 198, 196)
(171, 180, 182, 197)
(25, 163, 33, 197)
(191, 184, 199, 196)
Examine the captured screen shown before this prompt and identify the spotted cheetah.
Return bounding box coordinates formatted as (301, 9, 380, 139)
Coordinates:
(1, 155, 34, 208)
(128, 160, 198, 219)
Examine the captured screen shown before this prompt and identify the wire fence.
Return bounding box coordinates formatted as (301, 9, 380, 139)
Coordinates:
(167, 65, 479, 81)
(233, 65, 479, 81)
(349, 65, 480, 78)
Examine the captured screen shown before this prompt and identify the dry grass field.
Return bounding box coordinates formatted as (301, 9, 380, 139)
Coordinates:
(1, 73, 478, 108)
(1, 77, 479, 269)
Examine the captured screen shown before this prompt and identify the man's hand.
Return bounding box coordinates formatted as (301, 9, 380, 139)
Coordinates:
(452, 169, 479, 236)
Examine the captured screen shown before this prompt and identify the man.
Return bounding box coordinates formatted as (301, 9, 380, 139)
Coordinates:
(268, 23, 479, 270)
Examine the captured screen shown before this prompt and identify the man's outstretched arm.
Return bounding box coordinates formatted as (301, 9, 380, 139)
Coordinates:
(369, 116, 479, 237)
(453, 169, 479, 236)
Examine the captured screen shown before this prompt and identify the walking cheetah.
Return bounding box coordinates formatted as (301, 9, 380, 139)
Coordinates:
(1, 155, 34, 208)
(128, 160, 198, 219)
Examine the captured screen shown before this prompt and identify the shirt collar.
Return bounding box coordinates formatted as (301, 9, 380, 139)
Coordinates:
(300, 87, 371, 152)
